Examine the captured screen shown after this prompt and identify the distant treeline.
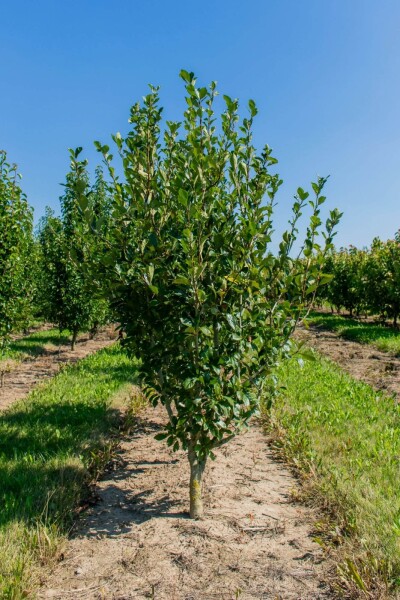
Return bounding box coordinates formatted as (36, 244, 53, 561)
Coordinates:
(317, 235, 400, 325)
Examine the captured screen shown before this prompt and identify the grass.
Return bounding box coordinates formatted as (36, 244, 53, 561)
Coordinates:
(307, 311, 400, 355)
(264, 353, 400, 596)
(0, 344, 139, 599)
(1, 328, 72, 363)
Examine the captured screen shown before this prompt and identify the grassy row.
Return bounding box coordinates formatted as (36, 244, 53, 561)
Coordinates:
(1, 328, 72, 363)
(264, 353, 400, 596)
(0, 344, 138, 599)
(307, 311, 400, 355)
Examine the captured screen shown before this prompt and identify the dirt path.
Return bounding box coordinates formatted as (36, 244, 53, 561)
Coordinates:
(296, 325, 400, 400)
(41, 406, 332, 600)
(0, 327, 117, 411)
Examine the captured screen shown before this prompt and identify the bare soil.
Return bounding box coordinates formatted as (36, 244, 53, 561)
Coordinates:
(41, 405, 332, 600)
(0, 327, 117, 412)
(296, 325, 400, 400)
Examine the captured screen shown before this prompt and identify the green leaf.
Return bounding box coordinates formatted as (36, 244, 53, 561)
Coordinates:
(178, 189, 188, 207)
(173, 276, 190, 286)
(180, 69, 195, 83)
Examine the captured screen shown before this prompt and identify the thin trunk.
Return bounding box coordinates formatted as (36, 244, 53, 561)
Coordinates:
(89, 321, 99, 340)
(71, 329, 78, 351)
(188, 444, 206, 519)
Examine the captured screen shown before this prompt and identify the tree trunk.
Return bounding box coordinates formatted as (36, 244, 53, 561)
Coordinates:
(89, 321, 99, 340)
(71, 329, 78, 351)
(188, 444, 206, 519)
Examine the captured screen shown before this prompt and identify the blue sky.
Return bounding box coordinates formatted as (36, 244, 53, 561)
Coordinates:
(1, 0, 399, 248)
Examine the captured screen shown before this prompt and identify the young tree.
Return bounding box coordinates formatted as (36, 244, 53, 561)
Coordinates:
(37, 155, 110, 348)
(76, 72, 340, 518)
(325, 247, 367, 316)
(0, 151, 35, 352)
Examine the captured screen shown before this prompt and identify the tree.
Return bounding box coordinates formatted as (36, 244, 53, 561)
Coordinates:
(0, 150, 35, 353)
(324, 247, 367, 316)
(366, 237, 400, 326)
(322, 237, 400, 325)
(37, 154, 110, 348)
(76, 71, 340, 518)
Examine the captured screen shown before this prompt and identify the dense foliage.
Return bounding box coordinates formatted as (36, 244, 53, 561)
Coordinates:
(74, 71, 340, 517)
(37, 153, 110, 347)
(319, 234, 400, 324)
(0, 151, 35, 353)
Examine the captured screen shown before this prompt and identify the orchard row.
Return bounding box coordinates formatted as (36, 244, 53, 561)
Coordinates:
(317, 237, 400, 325)
(0, 149, 113, 352)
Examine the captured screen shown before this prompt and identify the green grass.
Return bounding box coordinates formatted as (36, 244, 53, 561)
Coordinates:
(0, 344, 138, 599)
(1, 329, 72, 363)
(265, 353, 400, 595)
(307, 311, 400, 355)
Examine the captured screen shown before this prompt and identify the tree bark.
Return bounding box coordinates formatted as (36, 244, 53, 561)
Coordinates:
(188, 444, 206, 519)
(89, 321, 99, 340)
(71, 329, 78, 351)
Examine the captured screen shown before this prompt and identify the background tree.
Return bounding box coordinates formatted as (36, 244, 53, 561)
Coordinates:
(365, 237, 400, 326)
(324, 247, 367, 316)
(76, 71, 340, 518)
(318, 235, 400, 326)
(37, 154, 110, 348)
(0, 150, 35, 353)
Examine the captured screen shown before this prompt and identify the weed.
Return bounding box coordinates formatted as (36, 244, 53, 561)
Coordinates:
(123, 385, 148, 434)
(0, 360, 17, 387)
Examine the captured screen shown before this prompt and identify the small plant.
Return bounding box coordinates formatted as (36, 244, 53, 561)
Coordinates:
(0, 359, 17, 387)
(124, 386, 148, 433)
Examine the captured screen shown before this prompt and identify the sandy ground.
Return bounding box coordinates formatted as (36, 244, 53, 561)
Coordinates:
(0, 327, 117, 411)
(40, 405, 332, 600)
(296, 324, 400, 400)
(8, 319, 388, 598)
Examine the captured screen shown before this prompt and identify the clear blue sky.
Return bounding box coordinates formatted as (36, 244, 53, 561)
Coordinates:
(1, 0, 399, 248)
